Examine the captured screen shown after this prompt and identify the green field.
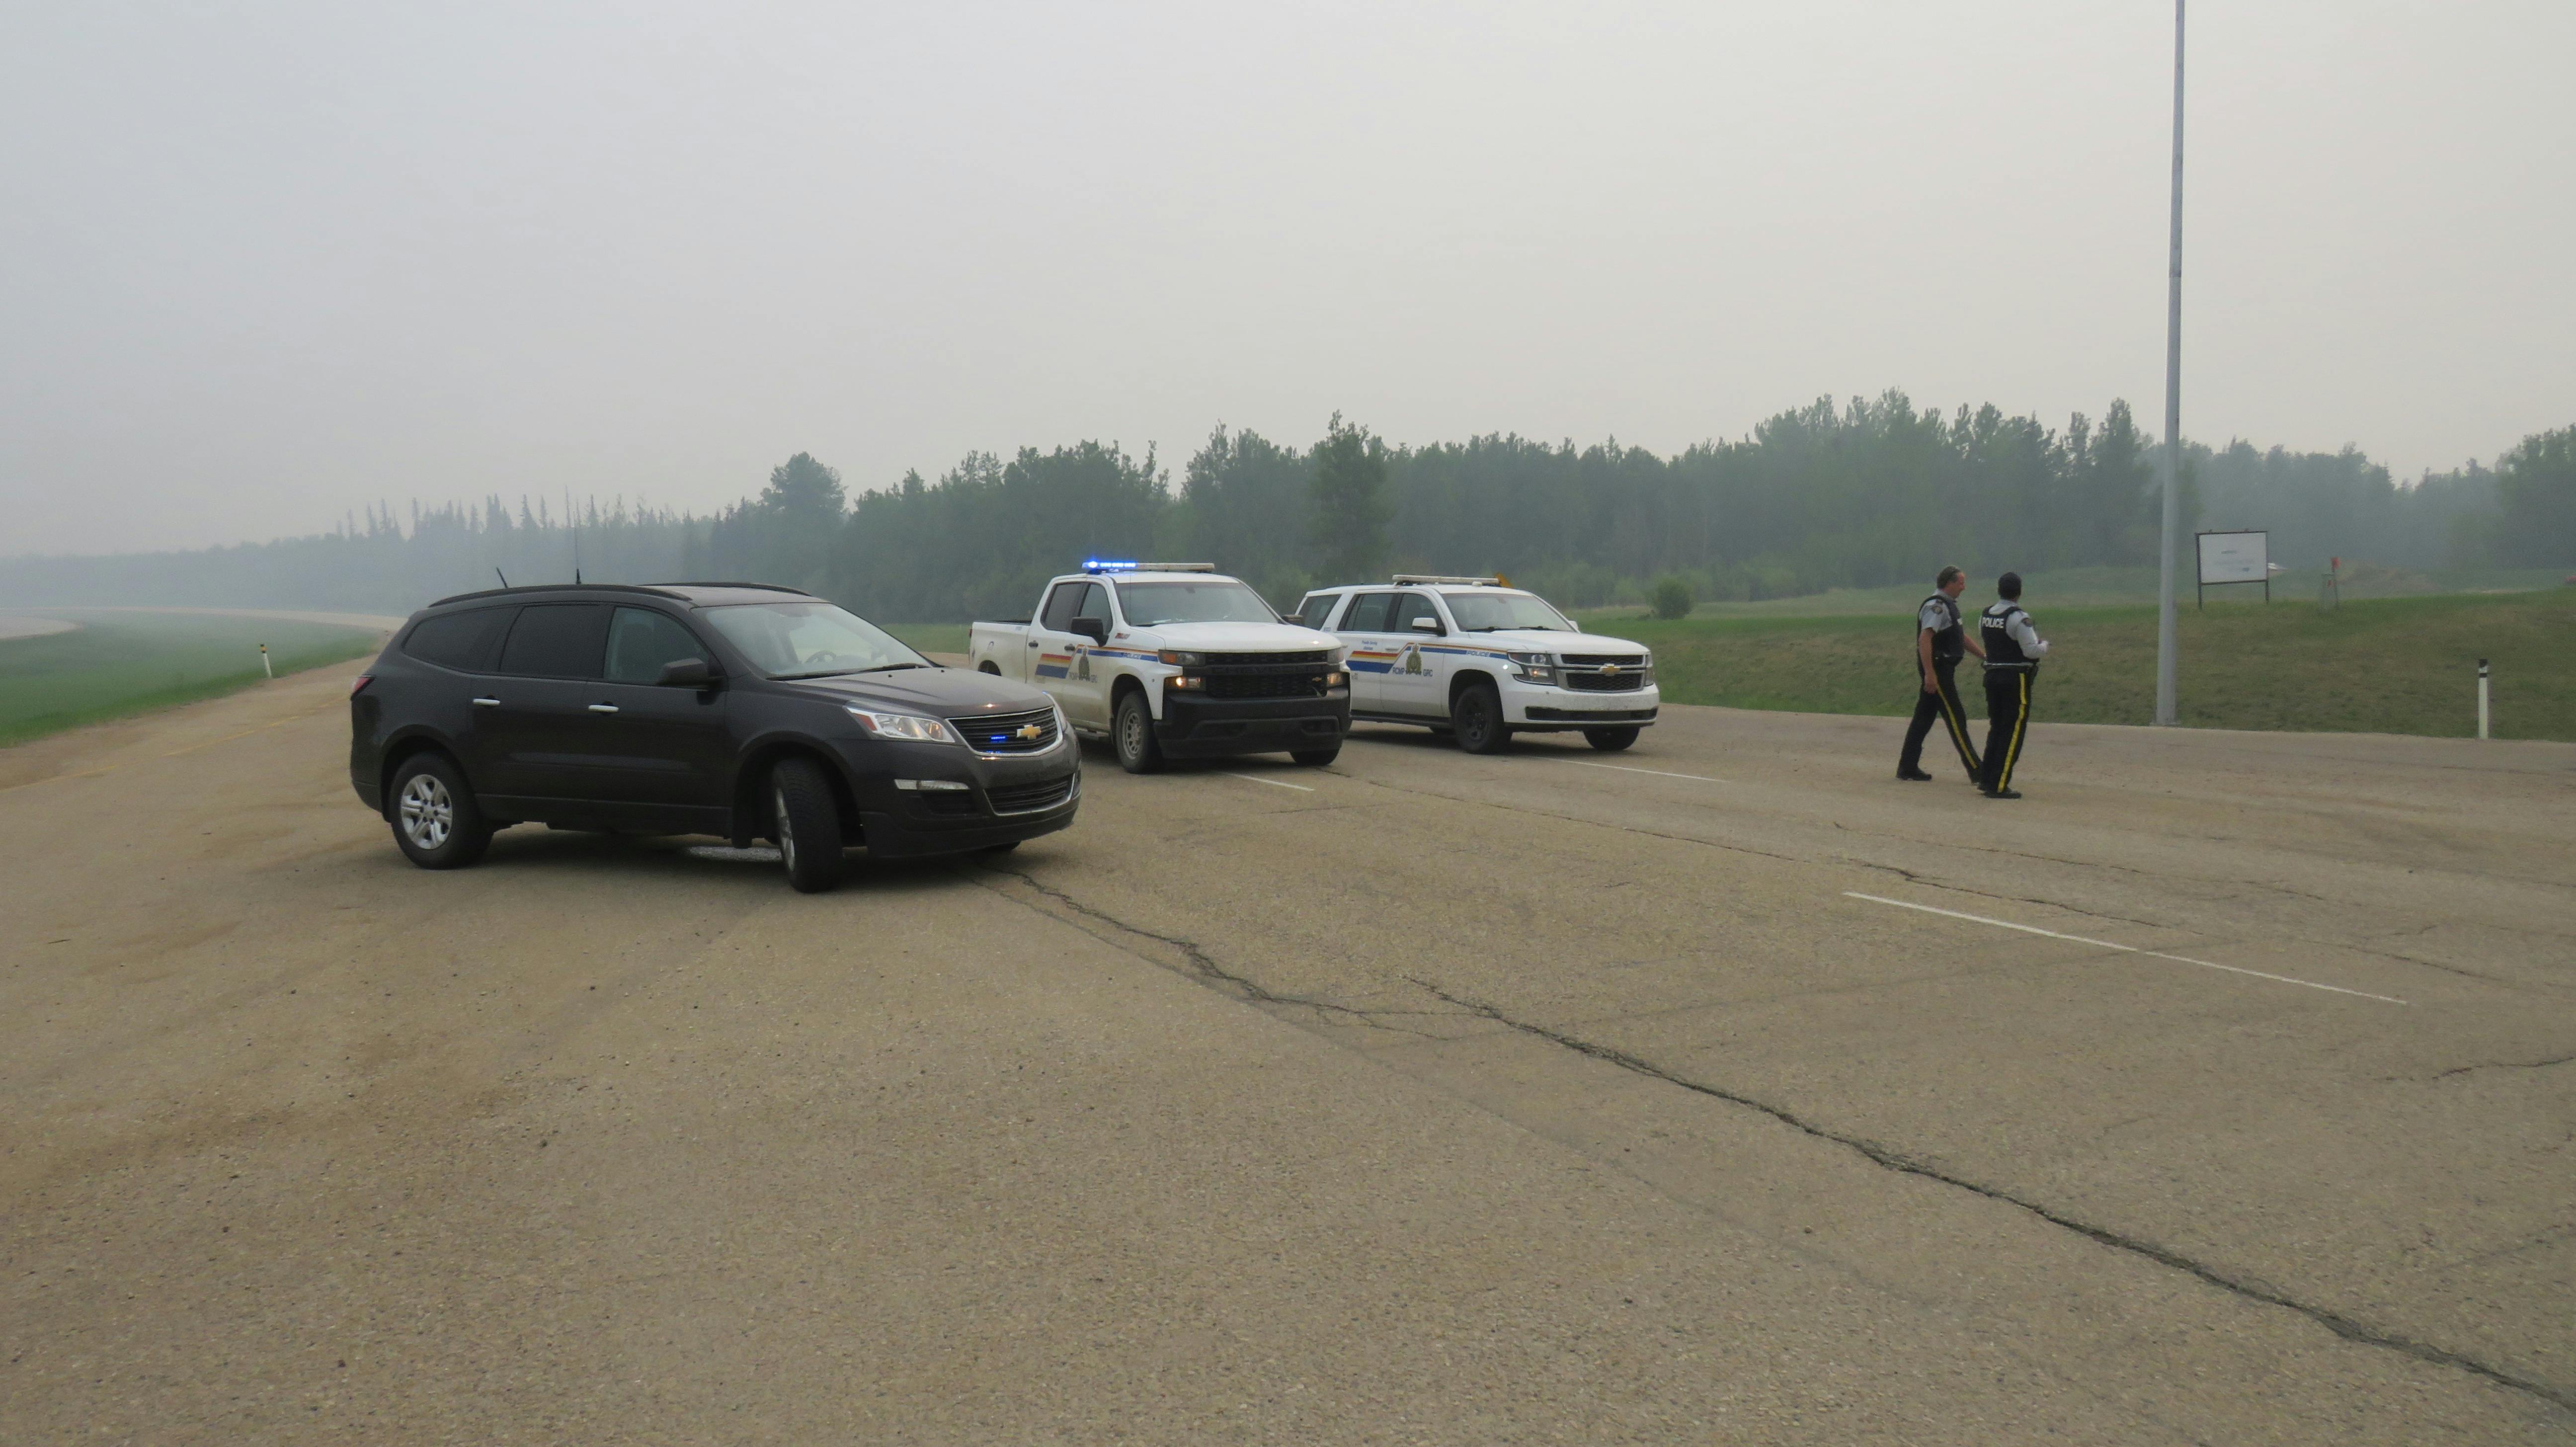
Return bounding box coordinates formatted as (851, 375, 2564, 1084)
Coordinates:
(1584, 588, 2574, 740)
(885, 623, 971, 657)
(0, 611, 386, 746)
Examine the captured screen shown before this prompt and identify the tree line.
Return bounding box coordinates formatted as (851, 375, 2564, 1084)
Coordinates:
(7, 394, 2568, 620)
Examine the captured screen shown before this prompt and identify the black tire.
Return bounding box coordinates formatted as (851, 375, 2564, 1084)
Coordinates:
(1584, 726, 1640, 752)
(388, 752, 492, 870)
(977, 662, 1001, 675)
(976, 840, 1020, 855)
(769, 755, 845, 893)
(1113, 689, 1164, 774)
(1452, 682, 1510, 754)
(1290, 745, 1340, 766)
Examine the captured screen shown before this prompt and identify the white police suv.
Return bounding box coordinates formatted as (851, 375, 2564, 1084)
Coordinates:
(1287, 576, 1658, 753)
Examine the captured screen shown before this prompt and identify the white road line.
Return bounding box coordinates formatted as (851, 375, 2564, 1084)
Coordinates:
(1553, 760, 1726, 784)
(1220, 772, 1316, 792)
(1843, 892, 2409, 1005)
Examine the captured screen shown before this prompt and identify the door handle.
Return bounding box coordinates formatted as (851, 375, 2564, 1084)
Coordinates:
(472, 697, 500, 708)
(587, 703, 619, 714)
(1027, 640, 1039, 647)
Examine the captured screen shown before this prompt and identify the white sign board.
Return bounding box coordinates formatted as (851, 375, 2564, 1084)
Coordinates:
(2196, 531, 2269, 586)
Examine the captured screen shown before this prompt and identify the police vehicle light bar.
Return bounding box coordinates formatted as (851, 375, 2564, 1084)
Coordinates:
(1086, 560, 1215, 573)
(1392, 574, 1503, 587)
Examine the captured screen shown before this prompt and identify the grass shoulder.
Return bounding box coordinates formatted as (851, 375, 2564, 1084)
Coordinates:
(1603, 588, 2574, 740)
(0, 612, 385, 747)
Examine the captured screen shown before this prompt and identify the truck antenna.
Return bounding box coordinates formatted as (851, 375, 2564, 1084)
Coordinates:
(495, 567, 510, 588)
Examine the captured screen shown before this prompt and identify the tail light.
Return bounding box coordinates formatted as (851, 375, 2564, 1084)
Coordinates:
(350, 675, 373, 697)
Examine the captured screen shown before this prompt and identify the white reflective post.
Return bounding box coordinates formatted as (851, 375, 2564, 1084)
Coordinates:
(2478, 658, 2491, 740)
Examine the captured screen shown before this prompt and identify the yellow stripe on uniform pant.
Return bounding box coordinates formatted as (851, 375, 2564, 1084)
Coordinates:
(1997, 671, 2030, 790)
(1938, 681, 1979, 773)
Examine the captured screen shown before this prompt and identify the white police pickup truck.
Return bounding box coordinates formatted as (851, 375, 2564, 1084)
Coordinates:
(1287, 576, 1657, 754)
(969, 563, 1351, 774)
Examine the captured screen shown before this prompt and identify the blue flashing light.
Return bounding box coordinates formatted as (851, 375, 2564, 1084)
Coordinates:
(1083, 559, 1139, 573)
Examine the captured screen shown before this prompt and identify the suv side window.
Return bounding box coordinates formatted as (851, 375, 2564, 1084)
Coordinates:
(403, 606, 513, 672)
(1388, 592, 1444, 635)
(604, 607, 708, 683)
(1293, 593, 1339, 629)
(1343, 592, 1396, 632)
(496, 603, 611, 679)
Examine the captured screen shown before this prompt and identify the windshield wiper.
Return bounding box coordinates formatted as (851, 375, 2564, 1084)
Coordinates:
(772, 668, 860, 680)
(854, 662, 928, 672)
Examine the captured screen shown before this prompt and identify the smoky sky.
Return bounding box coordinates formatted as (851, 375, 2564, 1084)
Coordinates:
(3, 1, 2570, 557)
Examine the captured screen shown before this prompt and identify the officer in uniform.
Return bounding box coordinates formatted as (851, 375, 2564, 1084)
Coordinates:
(1896, 565, 1983, 782)
(1976, 571, 2050, 799)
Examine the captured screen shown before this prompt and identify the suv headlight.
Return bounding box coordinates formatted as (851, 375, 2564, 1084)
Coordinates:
(1158, 649, 1207, 667)
(1506, 649, 1555, 684)
(845, 707, 961, 745)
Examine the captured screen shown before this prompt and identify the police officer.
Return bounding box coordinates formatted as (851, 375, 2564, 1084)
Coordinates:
(1896, 565, 1983, 782)
(1976, 572, 2050, 799)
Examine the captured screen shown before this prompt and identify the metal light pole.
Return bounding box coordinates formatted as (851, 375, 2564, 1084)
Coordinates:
(2154, 0, 2186, 726)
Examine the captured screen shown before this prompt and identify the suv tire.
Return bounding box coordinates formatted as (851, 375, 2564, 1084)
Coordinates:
(1113, 690, 1164, 774)
(389, 752, 492, 870)
(1453, 682, 1510, 754)
(1290, 744, 1340, 766)
(770, 755, 845, 893)
(1584, 726, 1640, 752)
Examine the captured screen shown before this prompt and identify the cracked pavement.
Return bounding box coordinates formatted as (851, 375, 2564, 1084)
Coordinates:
(4, 663, 2571, 1443)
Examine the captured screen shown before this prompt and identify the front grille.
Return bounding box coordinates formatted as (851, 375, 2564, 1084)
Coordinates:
(987, 774, 1077, 815)
(1206, 650, 1331, 667)
(949, 706, 1058, 754)
(1560, 653, 1647, 666)
(1204, 668, 1329, 700)
(1564, 670, 1649, 692)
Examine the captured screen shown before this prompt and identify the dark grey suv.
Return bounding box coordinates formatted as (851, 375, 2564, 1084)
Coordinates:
(350, 582, 1078, 891)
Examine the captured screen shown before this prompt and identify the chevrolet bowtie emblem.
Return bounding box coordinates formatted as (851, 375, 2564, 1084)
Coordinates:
(1015, 724, 1044, 741)
(1602, 663, 1621, 676)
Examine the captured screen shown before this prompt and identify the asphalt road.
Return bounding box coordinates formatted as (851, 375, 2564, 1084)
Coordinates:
(4, 661, 2570, 1444)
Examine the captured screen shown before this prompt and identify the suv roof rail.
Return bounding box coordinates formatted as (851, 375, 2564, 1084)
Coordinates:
(655, 581, 815, 595)
(427, 581, 695, 607)
(1085, 560, 1216, 573)
(1392, 574, 1504, 587)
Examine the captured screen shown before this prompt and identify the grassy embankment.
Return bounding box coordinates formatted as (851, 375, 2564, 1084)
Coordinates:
(891, 580, 2573, 739)
(0, 612, 386, 747)
(1587, 587, 2574, 740)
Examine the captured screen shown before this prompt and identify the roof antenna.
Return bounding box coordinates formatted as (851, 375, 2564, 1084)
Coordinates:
(495, 567, 510, 588)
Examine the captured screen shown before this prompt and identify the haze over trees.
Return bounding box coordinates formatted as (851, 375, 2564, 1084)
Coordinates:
(6, 396, 2567, 621)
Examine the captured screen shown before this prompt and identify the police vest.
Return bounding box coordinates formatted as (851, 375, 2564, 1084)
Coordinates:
(1981, 602, 2036, 668)
(1918, 594, 1965, 663)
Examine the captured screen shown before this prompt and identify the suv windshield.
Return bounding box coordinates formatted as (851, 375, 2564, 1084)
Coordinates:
(1113, 579, 1280, 627)
(702, 601, 931, 678)
(1443, 590, 1572, 632)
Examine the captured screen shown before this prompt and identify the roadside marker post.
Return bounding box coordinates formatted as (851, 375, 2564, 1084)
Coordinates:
(260, 643, 272, 679)
(2478, 658, 2490, 740)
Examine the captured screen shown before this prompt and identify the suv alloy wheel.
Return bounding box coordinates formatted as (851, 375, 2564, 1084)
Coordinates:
(389, 752, 493, 869)
(770, 755, 846, 893)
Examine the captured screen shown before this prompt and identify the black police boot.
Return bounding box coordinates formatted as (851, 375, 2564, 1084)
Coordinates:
(1897, 767, 1933, 781)
(1983, 787, 2022, 800)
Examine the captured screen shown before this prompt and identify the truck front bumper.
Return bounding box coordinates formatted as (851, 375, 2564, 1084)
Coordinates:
(1155, 689, 1351, 758)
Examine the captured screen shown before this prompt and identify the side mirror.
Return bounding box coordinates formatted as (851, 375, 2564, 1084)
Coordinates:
(1569, 619, 1583, 632)
(1069, 618, 1109, 645)
(657, 657, 718, 688)
(1410, 616, 1444, 634)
